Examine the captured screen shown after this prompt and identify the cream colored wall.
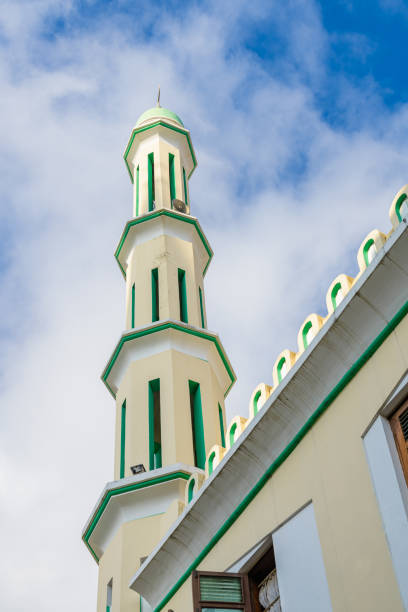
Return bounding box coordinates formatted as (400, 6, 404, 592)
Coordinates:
(130, 131, 190, 216)
(97, 489, 187, 612)
(114, 348, 226, 479)
(125, 233, 205, 330)
(164, 316, 408, 611)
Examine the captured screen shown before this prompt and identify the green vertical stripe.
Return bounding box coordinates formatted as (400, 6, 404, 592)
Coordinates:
(169, 153, 175, 204)
(189, 381, 205, 469)
(148, 153, 155, 211)
(199, 287, 205, 328)
(131, 283, 135, 328)
(120, 400, 126, 478)
(136, 165, 140, 216)
(178, 269, 188, 323)
(148, 383, 155, 470)
(151, 268, 159, 322)
(302, 321, 312, 349)
(218, 403, 226, 448)
(149, 379, 160, 470)
(183, 167, 188, 205)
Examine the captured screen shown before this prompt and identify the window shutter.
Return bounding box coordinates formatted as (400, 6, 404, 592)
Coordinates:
(193, 571, 251, 611)
(390, 400, 408, 486)
(200, 575, 243, 603)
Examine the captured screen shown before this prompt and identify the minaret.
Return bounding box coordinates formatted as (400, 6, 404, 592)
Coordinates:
(82, 102, 235, 611)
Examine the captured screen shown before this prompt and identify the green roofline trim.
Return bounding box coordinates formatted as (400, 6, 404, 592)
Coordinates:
(152, 299, 408, 612)
(114, 210, 213, 279)
(102, 321, 236, 399)
(124, 121, 197, 183)
(83, 471, 190, 563)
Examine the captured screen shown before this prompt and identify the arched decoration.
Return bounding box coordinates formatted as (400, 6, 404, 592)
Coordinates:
(326, 275, 354, 316)
(229, 423, 237, 447)
(249, 383, 272, 420)
(272, 349, 296, 387)
(226, 416, 248, 451)
(188, 477, 195, 503)
(297, 314, 324, 352)
(184, 471, 205, 506)
(357, 229, 387, 272)
(363, 239, 375, 266)
(389, 184, 408, 229)
(205, 444, 225, 478)
(208, 451, 216, 476)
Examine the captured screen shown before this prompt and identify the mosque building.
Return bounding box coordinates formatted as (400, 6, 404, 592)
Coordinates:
(82, 102, 408, 612)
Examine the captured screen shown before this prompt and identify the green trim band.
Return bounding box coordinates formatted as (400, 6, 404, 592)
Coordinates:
(83, 471, 190, 562)
(218, 403, 226, 448)
(102, 322, 235, 399)
(124, 121, 197, 183)
(114, 210, 213, 279)
(277, 357, 286, 384)
(302, 321, 313, 349)
(153, 299, 408, 611)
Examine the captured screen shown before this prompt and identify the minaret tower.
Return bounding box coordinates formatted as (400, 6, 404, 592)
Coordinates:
(82, 102, 235, 611)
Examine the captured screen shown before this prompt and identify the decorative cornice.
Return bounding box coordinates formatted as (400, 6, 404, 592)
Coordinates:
(82, 467, 192, 563)
(101, 320, 236, 399)
(114, 209, 213, 279)
(124, 120, 197, 183)
(129, 221, 408, 611)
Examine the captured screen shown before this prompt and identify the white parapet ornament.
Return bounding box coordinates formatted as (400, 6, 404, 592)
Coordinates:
(249, 383, 273, 420)
(357, 229, 387, 271)
(205, 444, 226, 478)
(326, 273, 354, 315)
(297, 313, 324, 353)
(185, 470, 206, 505)
(389, 184, 408, 229)
(272, 349, 297, 387)
(226, 415, 248, 451)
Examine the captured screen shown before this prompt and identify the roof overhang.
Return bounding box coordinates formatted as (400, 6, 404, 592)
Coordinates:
(129, 220, 408, 610)
(124, 120, 197, 183)
(82, 464, 195, 562)
(101, 320, 236, 399)
(115, 210, 213, 279)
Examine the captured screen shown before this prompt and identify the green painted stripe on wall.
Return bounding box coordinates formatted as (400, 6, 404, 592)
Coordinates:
(120, 400, 126, 479)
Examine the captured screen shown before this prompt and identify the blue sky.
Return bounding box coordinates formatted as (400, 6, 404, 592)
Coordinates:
(0, 1, 407, 610)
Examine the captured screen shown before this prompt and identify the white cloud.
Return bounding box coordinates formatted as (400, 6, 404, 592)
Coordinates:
(0, 1, 407, 609)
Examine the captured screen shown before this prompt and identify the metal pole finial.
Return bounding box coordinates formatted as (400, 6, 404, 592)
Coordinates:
(157, 87, 161, 108)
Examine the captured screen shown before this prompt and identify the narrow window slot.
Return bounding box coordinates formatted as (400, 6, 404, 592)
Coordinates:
(169, 153, 176, 204)
(131, 283, 135, 328)
(120, 400, 126, 478)
(178, 268, 188, 323)
(189, 381, 205, 469)
(148, 153, 155, 211)
(148, 379, 162, 470)
(151, 268, 159, 322)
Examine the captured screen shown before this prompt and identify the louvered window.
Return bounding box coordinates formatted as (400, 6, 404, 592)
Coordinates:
(390, 399, 408, 487)
(193, 571, 251, 611)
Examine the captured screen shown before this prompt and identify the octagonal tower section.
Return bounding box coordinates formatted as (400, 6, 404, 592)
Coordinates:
(82, 105, 235, 612)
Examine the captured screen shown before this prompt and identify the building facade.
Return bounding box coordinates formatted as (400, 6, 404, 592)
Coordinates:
(83, 105, 408, 612)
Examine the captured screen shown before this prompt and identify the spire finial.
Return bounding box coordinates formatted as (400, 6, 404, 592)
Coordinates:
(157, 87, 161, 108)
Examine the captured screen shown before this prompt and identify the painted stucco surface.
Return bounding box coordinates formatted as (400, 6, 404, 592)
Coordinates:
(163, 315, 408, 611)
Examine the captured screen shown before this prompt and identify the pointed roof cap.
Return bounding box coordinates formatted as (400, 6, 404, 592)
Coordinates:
(135, 106, 184, 128)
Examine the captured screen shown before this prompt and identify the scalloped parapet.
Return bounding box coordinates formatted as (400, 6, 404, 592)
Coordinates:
(198, 183, 408, 488)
